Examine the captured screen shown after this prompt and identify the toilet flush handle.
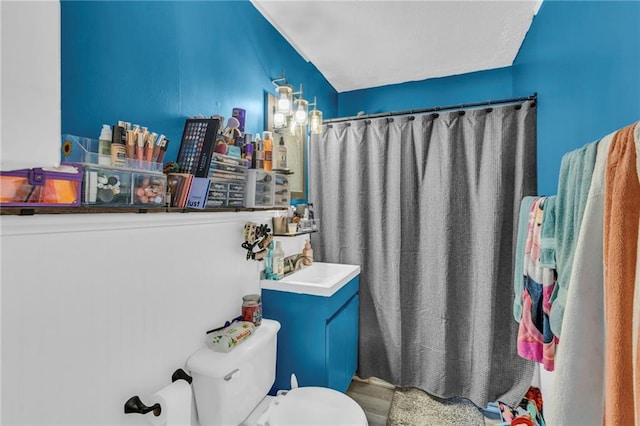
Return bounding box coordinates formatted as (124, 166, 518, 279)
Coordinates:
(224, 368, 241, 381)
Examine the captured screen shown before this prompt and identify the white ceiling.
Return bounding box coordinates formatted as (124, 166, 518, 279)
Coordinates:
(251, 0, 542, 93)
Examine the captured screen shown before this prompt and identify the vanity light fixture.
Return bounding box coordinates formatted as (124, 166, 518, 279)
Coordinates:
(272, 72, 323, 134)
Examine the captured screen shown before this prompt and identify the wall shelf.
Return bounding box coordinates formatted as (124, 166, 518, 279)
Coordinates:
(0, 206, 288, 216)
(272, 230, 316, 237)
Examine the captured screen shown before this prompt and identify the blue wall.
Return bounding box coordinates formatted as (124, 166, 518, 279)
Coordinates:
(339, 1, 640, 196)
(62, 1, 640, 196)
(513, 0, 640, 195)
(61, 0, 338, 164)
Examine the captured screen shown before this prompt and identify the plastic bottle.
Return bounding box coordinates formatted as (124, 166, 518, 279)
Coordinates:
(98, 125, 112, 165)
(255, 135, 264, 169)
(302, 240, 313, 265)
(110, 125, 127, 167)
(276, 136, 287, 170)
(265, 239, 274, 279)
(272, 240, 285, 279)
(244, 141, 253, 167)
(263, 131, 273, 172)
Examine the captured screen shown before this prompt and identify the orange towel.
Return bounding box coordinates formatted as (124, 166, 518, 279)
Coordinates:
(634, 122, 640, 425)
(603, 122, 640, 426)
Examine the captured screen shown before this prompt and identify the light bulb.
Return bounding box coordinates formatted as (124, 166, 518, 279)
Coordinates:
(295, 109, 307, 124)
(274, 112, 286, 128)
(294, 98, 309, 125)
(278, 98, 290, 113)
(276, 85, 293, 114)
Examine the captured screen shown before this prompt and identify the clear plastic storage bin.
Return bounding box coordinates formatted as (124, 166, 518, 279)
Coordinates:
(274, 173, 291, 207)
(206, 153, 248, 208)
(245, 170, 274, 207)
(62, 134, 166, 207)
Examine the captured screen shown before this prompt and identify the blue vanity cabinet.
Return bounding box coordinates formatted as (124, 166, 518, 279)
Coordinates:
(326, 291, 359, 391)
(261, 273, 360, 394)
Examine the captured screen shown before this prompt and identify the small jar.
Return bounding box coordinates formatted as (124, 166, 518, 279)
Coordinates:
(242, 294, 262, 326)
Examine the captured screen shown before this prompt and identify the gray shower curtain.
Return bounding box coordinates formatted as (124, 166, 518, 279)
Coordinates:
(309, 103, 537, 407)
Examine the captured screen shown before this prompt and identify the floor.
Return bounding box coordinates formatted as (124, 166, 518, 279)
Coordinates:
(346, 377, 396, 426)
(346, 377, 502, 426)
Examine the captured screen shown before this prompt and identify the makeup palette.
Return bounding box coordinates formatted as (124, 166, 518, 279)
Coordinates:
(176, 118, 221, 177)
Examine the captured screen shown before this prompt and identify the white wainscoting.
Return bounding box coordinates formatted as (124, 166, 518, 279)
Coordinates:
(0, 211, 280, 425)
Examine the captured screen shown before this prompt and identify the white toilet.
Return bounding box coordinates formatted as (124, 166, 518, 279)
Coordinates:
(186, 318, 368, 426)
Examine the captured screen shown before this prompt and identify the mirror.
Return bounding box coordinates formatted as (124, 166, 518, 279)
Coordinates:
(265, 92, 307, 200)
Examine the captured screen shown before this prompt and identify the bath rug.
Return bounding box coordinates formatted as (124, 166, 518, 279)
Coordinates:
(386, 387, 485, 426)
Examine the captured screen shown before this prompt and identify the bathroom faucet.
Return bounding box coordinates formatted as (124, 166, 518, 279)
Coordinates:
(292, 254, 310, 270)
(284, 254, 310, 275)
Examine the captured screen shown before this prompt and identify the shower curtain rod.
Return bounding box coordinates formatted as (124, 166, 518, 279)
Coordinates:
(323, 93, 537, 124)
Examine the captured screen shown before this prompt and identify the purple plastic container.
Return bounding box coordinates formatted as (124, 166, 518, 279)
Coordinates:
(0, 163, 83, 207)
(232, 108, 246, 133)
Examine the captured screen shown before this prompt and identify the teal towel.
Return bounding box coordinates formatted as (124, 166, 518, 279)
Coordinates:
(549, 141, 599, 337)
(539, 196, 557, 268)
(513, 196, 537, 323)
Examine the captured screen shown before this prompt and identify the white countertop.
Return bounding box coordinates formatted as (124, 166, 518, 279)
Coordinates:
(260, 262, 361, 297)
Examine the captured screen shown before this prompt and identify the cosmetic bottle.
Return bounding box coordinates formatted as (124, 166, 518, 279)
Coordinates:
(263, 131, 273, 172)
(243, 133, 253, 167)
(244, 141, 253, 167)
(272, 241, 285, 279)
(235, 135, 244, 148)
(98, 125, 112, 166)
(255, 135, 264, 169)
(302, 240, 313, 265)
(232, 108, 246, 133)
(276, 136, 287, 170)
(110, 125, 127, 167)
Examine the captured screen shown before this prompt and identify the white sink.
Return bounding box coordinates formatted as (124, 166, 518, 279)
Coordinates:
(260, 262, 361, 296)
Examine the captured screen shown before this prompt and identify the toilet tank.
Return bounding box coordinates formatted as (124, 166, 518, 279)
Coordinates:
(186, 319, 280, 426)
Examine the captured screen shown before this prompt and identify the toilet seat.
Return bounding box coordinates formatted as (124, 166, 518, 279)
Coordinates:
(261, 387, 368, 426)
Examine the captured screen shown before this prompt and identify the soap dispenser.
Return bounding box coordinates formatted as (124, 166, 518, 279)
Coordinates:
(302, 240, 313, 266)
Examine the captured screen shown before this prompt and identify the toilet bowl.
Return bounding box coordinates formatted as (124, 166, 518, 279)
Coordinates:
(242, 387, 367, 426)
(186, 319, 367, 426)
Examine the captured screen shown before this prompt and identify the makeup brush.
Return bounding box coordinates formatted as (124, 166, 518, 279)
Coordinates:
(222, 117, 241, 140)
(136, 132, 145, 166)
(153, 134, 165, 163)
(146, 132, 157, 163)
(157, 138, 169, 163)
(126, 129, 136, 159)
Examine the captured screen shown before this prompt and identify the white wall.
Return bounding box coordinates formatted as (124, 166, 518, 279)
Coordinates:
(0, 211, 297, 425)
(0, 0, 62, 170)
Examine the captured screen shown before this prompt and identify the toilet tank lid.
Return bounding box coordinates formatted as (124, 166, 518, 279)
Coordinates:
(186, 319, 280, 378)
